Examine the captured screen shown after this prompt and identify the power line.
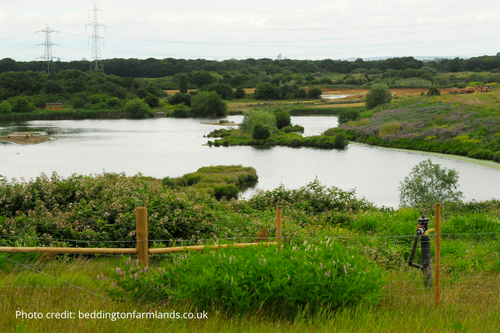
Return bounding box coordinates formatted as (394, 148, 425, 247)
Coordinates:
(37, 21, 58, 75)
(86, 3, 106, 72)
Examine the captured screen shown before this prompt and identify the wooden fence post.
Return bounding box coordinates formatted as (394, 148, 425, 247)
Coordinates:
(435, 203, 441, 305)
(136, 207, 149, 267)
(276, 206, 282, 248)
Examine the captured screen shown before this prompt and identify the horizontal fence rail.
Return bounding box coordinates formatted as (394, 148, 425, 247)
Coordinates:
(0, 206, 284, 267)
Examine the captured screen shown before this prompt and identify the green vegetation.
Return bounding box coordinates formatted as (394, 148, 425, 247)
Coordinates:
(337, 91, 500, 162)
(207, 109, 348, 150)
(191, 91, 227, 117)
(240, 110, 278, 134)
(106, 240, 384, 317)
(399, 159, 464, 214)
(274, 110, 291, 129)
(365, 84, 392, 109)
(161, 165, 257, 200)
(1, 170, 500, 330)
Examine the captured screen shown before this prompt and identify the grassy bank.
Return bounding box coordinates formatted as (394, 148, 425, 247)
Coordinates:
(0, 109, 131, 121)
(338, 90, 500, 162)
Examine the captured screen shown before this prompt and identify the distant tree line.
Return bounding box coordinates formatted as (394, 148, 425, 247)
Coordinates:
(2, 53, 500, 79)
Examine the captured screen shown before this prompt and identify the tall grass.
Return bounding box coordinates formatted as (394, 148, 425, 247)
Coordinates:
(1, 258, 499, 332)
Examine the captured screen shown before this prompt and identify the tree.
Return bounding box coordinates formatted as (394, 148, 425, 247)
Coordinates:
(233, 87, 246, 99)
(42, 80, 65, 94)
(365, 84, 392, 109)
(190, 70, 214, 87)
(7, 96, 36, 113)
(275, 110, 291, 129)
(179, 75, 188, 93)
(240, 110, 277, 134)
(252, 123, 271, 140)
(207, 83, 233, 100)
(427, 86, 441, 96)
(333, 132, 349, 149)
(254, 82, 279, 100)
(172, 104, 192, 118)
(338, 109, 360, 125)
(125, 98, 149, 118)
(191, 91, 227, 117)
(307, 87, 323, 99)
(0, 100, 12, 114)
(167, 92, 191, 106)
(399, 159, 464, 213)
(144, 93, 160, 108)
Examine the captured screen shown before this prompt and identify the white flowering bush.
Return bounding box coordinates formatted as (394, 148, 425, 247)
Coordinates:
(0, 172, 274, 247)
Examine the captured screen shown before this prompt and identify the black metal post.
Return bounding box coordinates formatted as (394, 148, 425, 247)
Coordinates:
(408, 215, 433, 288)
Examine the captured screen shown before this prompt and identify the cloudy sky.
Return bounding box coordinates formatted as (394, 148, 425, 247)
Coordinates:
(1, 0, 500, 62)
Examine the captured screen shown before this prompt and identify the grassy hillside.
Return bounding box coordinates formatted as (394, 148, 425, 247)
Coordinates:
(338, 88, 500, 162)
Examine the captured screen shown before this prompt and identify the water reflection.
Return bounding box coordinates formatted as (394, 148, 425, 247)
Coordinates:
(1, 116, 499, 208)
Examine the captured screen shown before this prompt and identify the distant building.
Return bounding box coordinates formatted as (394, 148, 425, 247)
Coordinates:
(82, 58, 87, 61)
(277, 53, 282, 60)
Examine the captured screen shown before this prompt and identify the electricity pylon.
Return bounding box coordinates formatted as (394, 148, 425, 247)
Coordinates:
(86, 3, 106, 72)
(37, 22, 58, 75)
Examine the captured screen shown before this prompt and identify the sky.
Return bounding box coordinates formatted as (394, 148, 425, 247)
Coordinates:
(1, 0, 500, 62)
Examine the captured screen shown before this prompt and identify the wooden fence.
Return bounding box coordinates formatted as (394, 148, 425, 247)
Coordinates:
(0, 206, 282, 267)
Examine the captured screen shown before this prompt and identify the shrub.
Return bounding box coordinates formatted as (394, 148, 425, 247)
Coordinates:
(42, 80, 65, 94)
(191, 91, 227, 117)
(338, 109, 360, 125)
(135, 88, 149, 99)
(233, 87, 246, 99)
(274, 110, 291, 129)
(167, 93, 191, 106)
(213, 184, 239, 200)
(365, 84, 392, 110)
(0, 101, 12, 114)
(172, 104, 192, 118)
(125, 98, 149, 118)
(71, 97, 86, 109)
(33, 94, 48, 108)
(282, 125, 304, 133)
(207, 83, 233, 100)
(254, 83, 279, 100)
(6, 96, 36, 113)
(427, 86, 441, 96)
(252, 123, 271, 140)
(240, 110, 277, 134)
(307, 87, 323, 99)
(296, 88, 307, 99)
(334, 132, 349, 149)
(105, 97, 122, 108)
(144, 93, 160, 108)
(104, 240, 384, 316)
(89, 94, 107, 104)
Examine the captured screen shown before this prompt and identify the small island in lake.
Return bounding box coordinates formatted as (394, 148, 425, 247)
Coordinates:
(0, 132, 51, 145)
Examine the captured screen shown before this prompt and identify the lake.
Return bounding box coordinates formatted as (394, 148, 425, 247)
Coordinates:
(1, 116, 500, 207)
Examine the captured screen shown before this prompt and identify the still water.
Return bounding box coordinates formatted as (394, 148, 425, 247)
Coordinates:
(1, 116, 500, 208)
